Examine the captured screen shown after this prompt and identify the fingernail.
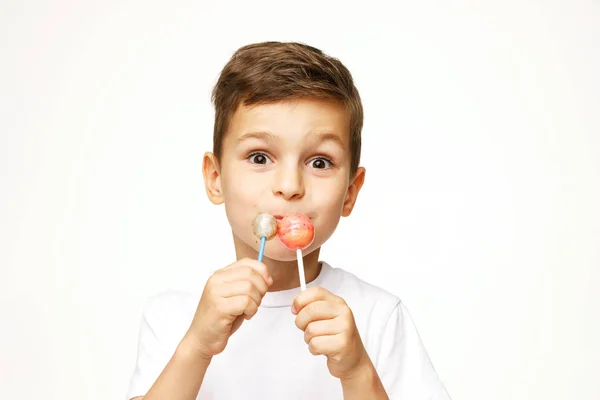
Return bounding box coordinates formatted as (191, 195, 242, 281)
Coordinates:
(268, 276, 273, 285)
(291, 305, 297, 314)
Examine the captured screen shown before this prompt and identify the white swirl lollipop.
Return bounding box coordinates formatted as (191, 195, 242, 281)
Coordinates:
(252, 213, 277, 261)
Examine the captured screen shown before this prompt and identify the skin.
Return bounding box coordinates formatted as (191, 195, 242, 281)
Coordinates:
(138, 99, 388, 399)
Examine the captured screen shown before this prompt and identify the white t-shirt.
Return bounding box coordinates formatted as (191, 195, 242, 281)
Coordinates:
(127, 262, 451, 399)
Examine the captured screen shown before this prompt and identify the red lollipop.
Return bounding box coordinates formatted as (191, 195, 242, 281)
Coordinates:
(277, 213, 315, 250)
(277, 213, 314, 291)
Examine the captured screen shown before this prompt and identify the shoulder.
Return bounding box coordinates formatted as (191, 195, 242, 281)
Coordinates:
(324, 263, 401, 324)
(328, 264, 400, 306)
(141, 289, 199, 338)
(145, 289, 199, 312)
(127, 290, 200, 398)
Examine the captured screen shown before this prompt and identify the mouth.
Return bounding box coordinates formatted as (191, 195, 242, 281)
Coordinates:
(272, 214, 313, 221)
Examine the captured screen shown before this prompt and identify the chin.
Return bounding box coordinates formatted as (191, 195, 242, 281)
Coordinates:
(262, 242, 319, 262)
(264, 252, 298, 262)
(234, 227, 321, 262)
(260, 242, 297, 262)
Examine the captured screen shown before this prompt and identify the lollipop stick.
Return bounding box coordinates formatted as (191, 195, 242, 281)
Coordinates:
(258, 236, 267, 262)
(296, 249, 306, 291)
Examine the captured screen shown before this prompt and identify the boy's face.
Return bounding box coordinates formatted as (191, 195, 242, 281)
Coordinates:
(203, 99, 365, 261)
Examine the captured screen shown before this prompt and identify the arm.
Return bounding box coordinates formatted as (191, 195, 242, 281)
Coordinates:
(128, 258, 273, 400)
(340, 357, 389, 400)
(291, 287, 390, 400)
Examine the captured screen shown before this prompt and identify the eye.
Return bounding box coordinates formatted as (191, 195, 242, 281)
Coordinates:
(248, 152, 272, 165)
(308, 157, 333, 170)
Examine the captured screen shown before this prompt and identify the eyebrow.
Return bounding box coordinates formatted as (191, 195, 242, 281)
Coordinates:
(312, 132, 346, 150)
(236, 131, 277, 144)
(236, 131, 346, 150)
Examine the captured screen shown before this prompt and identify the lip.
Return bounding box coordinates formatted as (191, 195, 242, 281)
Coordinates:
(272, 214, 313, 221)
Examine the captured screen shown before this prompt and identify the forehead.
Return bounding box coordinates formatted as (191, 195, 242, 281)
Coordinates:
(225, 99, 350, 145)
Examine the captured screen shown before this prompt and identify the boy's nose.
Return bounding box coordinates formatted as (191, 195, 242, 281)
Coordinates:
(272, 162, 305, 200)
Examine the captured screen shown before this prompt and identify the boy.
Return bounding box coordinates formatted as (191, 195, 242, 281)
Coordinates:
(127, 41, 450, 399)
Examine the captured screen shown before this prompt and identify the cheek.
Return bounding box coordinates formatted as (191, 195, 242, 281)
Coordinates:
(313, 179, 347, 209)
(222, 166, 260, 200)
(222, 167, 268, 226)
(312, 180, 347, 228)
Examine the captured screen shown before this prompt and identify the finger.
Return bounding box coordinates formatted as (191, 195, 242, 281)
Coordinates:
(303, 318, 344, 344)
(221, 258, 272, 286)
(218, 295, 259, 320)
(218, 264, 270, 291)
(295, 300, 341, 331)
(308, 334, 341, 357)
(215, 280, 263, 308)
(235, 258, 273, 286)
(292, 286, 343, 315)
(220, 268, 269, 298)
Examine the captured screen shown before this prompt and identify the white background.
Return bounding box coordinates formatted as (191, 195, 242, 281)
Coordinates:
(1, 1, 599, 399)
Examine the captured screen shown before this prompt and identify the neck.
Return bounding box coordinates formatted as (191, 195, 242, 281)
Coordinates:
(232, 233, 322, 292)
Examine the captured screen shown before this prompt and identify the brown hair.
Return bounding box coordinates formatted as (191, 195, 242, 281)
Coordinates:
(211, 41, 363, 175)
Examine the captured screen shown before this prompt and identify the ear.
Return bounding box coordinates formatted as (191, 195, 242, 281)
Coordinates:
(202, 152, 224, 205)
(342, 166, 366, 217)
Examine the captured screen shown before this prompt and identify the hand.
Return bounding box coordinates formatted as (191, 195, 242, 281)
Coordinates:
(292, 286, 369, 380)
(184, 258, 273, 360)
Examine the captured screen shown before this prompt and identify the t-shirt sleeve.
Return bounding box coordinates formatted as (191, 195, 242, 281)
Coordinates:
(126, 295, 181, 400)
(375, 301, 451, 400)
